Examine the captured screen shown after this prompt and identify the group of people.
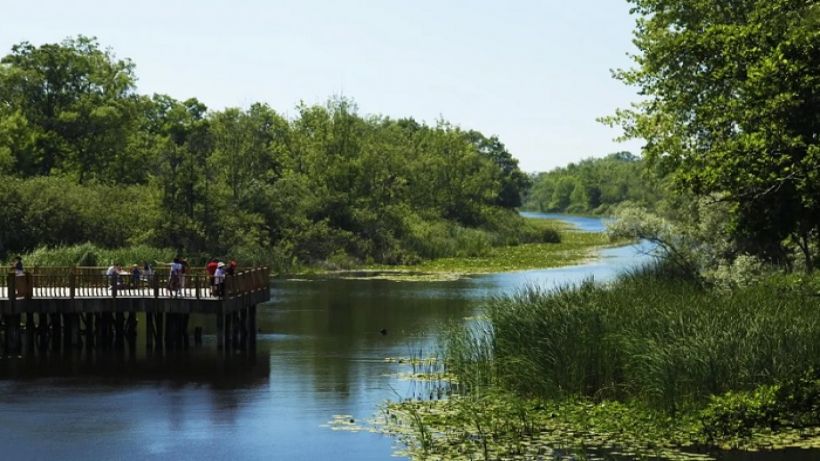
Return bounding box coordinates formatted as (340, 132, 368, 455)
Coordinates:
(205, 258, 237, 296)
(164, 257, 237, 297)
(106, 261, 155, 289)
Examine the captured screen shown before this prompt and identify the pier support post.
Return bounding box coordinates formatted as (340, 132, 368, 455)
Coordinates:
(37, 313, 49, 352)
(65, 314, 80, 349)
(249, 305, 257, 350)
(182, 314, 190, 349)
(50, 313, 62, 352)
(216, 313, 224, 350)
(164, 314, 176, 350)
(224, 313, 232, 350)
(155, 312, 164, 350)
(25, 313, 35, 352)
(126, 313, 137, 348)
(238, 308, 247, 350)
(231, 311, 240, 349)
(115, 313, 125, 348)
(4, 315, 21, 355)
(146, 313, 155, 349)
(84, 313, 94, 349)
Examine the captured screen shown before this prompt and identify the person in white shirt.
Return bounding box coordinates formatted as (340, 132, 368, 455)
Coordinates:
(167, 258, 182, 296)
(213, 262, 226, 297)
(106, 264, 121, 289)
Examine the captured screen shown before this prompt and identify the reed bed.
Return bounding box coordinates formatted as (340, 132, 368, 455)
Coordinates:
(446, 265, 820, 412)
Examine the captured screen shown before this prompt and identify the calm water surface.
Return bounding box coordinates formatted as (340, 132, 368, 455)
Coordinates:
(1, 216, 816, 460)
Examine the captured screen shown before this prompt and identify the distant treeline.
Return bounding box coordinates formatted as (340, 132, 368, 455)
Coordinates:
(523, 152, 660, 214)
(0, 36, 540, 270)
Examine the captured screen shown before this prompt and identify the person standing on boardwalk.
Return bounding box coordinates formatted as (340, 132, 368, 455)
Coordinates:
(167, 257, 182, 296)
(179, 258, 189, 290)
(227, 259, 237, 276)
(213, 262, 226, 297)
(106, 263, 121, 289)
(12, 256, 23, 276)
(206, 258, 218, 293)
(12, 256, 24, 297)
(142, 261, 153, 281)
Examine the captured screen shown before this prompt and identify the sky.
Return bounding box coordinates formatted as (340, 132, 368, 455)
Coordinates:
(1, 0, 644, 172)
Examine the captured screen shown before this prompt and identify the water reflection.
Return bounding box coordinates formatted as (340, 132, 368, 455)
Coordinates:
(2, 218, 809, 460)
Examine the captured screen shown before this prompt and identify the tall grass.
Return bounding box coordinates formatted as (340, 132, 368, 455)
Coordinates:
(17, 243, 177, 267)
(446, 264, 820, 412)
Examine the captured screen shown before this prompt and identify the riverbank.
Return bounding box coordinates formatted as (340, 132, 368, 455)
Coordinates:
(349, 227, 612, 280)
(13, 216, 618, 280)
(381, 266, 820, 460)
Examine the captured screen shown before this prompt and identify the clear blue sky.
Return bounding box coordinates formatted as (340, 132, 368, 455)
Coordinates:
(1, 0, 644, 172)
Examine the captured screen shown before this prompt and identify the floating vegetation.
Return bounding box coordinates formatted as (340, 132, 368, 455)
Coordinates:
(377, 393, 820, 461)
(363, 228, 619, 276)
(387, 372, 459, 384)
(383, 357, 439, 365)
(322, 415, 368, 433)
(338, 271, 465, 282)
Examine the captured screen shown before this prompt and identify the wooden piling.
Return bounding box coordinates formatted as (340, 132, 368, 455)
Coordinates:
(25, 313, 35, 352)
(225, 313, 233, 349)
(146, 313, 155, 349)
(249, 305, 257, 345)
(216, 313, 224, 350)
(84, 313, 94, 349)
(155, 312, 164, 350)
(37, 313, 49, 351)
(51, 313, 62, 352)
(115, 313, 125, 348)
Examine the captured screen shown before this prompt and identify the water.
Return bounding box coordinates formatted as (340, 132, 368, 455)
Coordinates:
(0, 215, 815, 460)
(519, 211, 610, 232)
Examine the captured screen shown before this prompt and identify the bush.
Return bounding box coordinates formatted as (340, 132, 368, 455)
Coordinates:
(699, 372, 820, 441)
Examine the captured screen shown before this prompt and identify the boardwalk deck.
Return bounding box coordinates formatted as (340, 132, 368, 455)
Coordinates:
(1, 266, 271, 354)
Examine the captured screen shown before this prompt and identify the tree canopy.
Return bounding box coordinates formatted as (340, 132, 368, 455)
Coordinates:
(0, 36, 539, 268)
(606, 0, 820, 268)
(524, 152, 660, 214)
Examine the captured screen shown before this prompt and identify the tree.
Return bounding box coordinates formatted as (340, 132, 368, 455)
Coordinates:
(0, 36, 139, 182)
(467, 131, 531, 208)
(606, 0, 820, 270)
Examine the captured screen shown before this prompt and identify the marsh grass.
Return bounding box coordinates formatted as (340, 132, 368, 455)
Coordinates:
(382, 267, 820, 459)
(367, 226, 613, 276)
(475, 265, 820, 412)
(17, 243, 177, 267)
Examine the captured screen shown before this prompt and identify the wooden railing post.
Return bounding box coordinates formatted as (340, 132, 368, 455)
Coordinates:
(195, 275, 201, 300)
(153, 273, 160, 298)
(69, 268, 76, 299)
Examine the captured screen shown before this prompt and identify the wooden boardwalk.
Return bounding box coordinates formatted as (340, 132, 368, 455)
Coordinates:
(1, 266, 271, 355)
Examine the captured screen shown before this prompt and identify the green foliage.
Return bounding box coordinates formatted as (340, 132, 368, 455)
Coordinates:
(524, 152, 661, 214)
(444, 266, 820, 413)
(21, 243, 175, 267)
(0, 38, 532, 270)
(605, 0, 820, 270)
(699, 371, 820, 442)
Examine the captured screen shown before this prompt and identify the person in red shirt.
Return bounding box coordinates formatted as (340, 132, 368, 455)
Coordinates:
(206, 258, 219, 294)
(227, 259, 237, 276)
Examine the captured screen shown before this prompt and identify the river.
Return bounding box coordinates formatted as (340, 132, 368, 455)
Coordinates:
(0, 214, 814, 460)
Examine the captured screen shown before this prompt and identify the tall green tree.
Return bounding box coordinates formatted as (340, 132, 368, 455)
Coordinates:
(0, 36, 140, 182)
(467, 131, 531, 208)
(607, 0, 820, 269)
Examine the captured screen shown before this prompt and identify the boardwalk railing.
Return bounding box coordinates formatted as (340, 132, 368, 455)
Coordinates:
(5, 266, 270, 301)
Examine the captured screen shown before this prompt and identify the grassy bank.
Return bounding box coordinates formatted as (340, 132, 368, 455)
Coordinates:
(12, 217, 613, 277)
(382, 266, 820, 459)
(359, 218, 614, 277)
